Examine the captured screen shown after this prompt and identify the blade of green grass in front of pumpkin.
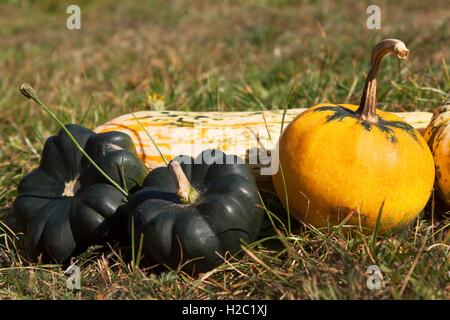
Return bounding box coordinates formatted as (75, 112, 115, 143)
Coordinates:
(280, 84, 296, 135)
(277, 161, 291, 235)
(260, 111, 292, 235)
(278, 92, 293, 235)
(19, 84, 129, 197)
(135, 233, 144, 270)
(431, 189, 435, 242)
(256, 190, 289, 235)
(280, 108, 287, 136)
(118, 154, 129, 195)
(129, 108, 168, 166)
(370, 200, 385, 254)
(130, 215, 136, 272)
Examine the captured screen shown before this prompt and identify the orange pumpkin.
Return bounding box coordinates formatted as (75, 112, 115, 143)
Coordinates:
(272, 39, 435, 232)
(424, 100, 450, 207)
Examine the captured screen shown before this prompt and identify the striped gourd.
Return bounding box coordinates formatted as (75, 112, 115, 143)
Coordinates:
(94, 108, 432, 187)
(424, 100, 450, 207)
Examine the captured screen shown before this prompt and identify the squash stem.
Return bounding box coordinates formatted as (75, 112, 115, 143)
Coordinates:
(168, 160, 199, 204)
(20, 83, 129, 197)
(356, 39, 409, 123)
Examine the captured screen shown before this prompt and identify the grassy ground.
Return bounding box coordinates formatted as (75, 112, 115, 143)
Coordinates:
(0, 0, 449, 299)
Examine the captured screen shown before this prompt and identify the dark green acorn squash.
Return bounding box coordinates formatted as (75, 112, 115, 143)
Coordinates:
(128, 149, 264, 273)
(13, 124, 148, 263)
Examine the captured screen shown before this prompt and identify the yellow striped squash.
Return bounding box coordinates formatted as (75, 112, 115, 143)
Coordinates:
(94, 108, 432, 189)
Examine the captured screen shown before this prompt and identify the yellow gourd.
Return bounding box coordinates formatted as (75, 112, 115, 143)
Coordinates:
(272, 39, 435, 232)
(424, 100, 450, 207)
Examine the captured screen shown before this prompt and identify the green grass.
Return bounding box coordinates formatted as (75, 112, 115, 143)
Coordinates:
(0, 0, 449, 299)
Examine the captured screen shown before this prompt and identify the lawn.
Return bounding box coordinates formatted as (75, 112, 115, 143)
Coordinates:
(0, 0, 449, 299)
